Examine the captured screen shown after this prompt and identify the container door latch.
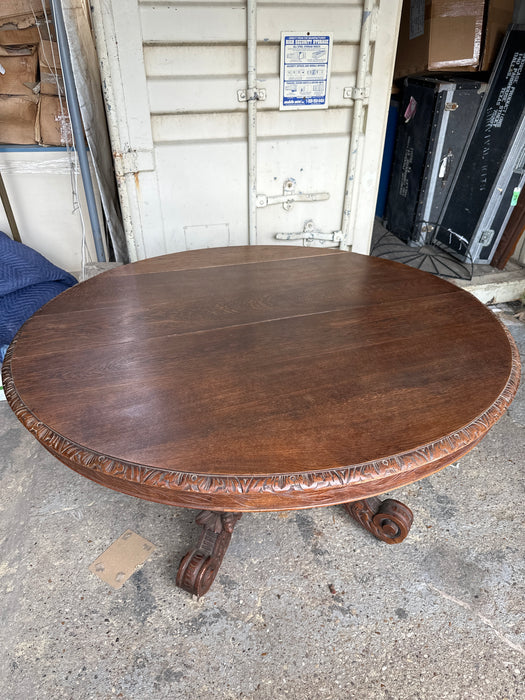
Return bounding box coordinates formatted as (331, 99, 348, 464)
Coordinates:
(257, 179, 330, 211)
(275, 219, 343, 247)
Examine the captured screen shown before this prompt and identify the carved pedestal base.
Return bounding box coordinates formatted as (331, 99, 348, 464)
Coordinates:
(176, 499, 413, 596)
(343, 496, 413, 544)
(176, 510, 242, 597)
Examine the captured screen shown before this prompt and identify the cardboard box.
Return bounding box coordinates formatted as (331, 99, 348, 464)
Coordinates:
(0, 26, 41, 48)
(0, 1, 50, 30)
(0, 43, 34, 57)
(38, 40, 60, 71)
(38, 40, 64, 96)
(481, 0, 514, 70)
(0, 94, 38, 143)
(37, 94, 72, 146)
(394, 0, 514, 78)
(0, 50, 38, 96)
(40, 67, 64, 96)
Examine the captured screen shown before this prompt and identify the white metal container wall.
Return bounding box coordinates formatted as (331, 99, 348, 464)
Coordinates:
(92, 0, 402, 260)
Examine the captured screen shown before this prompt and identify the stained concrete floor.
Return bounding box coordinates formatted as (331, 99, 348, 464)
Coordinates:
(0, 307, 524, 700)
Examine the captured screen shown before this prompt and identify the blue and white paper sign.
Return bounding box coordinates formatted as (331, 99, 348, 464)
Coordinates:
(280, 32, 333, 110)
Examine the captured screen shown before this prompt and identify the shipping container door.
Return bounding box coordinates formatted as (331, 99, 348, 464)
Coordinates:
(94, 0, 401, 259)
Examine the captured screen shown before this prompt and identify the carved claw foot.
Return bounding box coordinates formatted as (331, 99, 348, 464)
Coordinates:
(176, 510, 242, 597)
(343, 497, 413, 544)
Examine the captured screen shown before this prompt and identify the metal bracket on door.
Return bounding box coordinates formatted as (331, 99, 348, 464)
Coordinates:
(237, 88, 266, 102)
(257, 179, 330, 211)
(113, 149, 156, 177)
(275, 220, 344, 247)
(343, 86, 370, 101)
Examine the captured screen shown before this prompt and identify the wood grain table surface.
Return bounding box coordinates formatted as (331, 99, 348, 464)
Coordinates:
(3, 246, 521, 513)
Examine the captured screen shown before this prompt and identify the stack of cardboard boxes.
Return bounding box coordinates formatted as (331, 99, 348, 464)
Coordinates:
(0, 1, 71, 146)
(394, 0, 515, 78)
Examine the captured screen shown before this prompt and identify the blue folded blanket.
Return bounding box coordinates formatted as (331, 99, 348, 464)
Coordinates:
(0, 231, 77, 360)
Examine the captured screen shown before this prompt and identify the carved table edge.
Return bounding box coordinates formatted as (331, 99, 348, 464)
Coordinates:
(2, 323, 520, 499)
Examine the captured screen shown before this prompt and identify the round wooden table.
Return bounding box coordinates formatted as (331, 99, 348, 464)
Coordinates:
(3, 246, 520, 596)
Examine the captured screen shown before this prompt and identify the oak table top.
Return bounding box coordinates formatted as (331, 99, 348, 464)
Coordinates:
(3, 246, 520, 595)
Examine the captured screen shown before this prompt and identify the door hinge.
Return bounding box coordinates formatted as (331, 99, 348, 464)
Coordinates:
(275, 220, 344, 247)
(257, 179, 330, 211)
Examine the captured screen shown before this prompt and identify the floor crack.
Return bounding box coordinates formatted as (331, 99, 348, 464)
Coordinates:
(427, 582, 524, 656)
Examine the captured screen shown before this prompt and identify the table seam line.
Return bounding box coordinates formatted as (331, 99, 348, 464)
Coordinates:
(110, 249, 345, 275)
(15, 289, 467, 359)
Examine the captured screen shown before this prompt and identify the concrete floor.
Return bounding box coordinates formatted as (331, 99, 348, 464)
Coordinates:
(0, 307, 524, 700)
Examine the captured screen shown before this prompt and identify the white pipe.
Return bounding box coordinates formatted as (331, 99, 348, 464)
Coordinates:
(340, 0, 374, 249)
(247, 0, 258, 245)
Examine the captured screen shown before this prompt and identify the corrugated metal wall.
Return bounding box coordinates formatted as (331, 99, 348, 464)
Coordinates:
(95, 0, 402, 259)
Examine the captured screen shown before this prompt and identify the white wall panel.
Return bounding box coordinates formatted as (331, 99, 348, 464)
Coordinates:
(154, 141, 248, 251)
(142, 1, 360, 5)
(144, 44, 359, 78)
(139, 4, 363, 44)
(0, 150, 101, 272)
(152, 108, 352, 143)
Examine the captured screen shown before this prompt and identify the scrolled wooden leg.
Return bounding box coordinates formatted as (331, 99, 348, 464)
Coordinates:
(176, 510, 242, 597)
(343, 496, 413, 544)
